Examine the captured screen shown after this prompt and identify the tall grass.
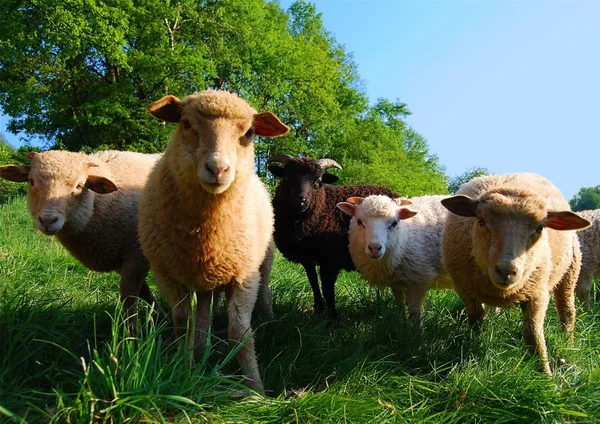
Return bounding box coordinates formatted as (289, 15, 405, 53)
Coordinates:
(1, 196, 600, 423)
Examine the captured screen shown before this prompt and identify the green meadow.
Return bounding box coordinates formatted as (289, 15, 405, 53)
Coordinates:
(1, 195, 600, 423)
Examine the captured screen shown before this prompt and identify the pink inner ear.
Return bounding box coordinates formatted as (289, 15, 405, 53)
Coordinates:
(399, 208, 417, 220)
(337, 202, 356, 216)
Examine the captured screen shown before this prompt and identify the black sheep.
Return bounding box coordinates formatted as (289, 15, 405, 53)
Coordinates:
(268, 155, 396, 320)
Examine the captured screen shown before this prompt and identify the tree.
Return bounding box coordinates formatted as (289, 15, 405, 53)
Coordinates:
(0, 0, 447, 193)
(448, 166, 489, 194)
(570, 186, 600, 211)
(0, 133, 28, 197)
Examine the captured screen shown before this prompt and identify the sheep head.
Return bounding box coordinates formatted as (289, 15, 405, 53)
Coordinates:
(337, 195, 417, 259)
(268, 156, 342, 214)
(0, 151, 118, 235)
(147, 90, 289, 194)
(442, 190, 590, 290)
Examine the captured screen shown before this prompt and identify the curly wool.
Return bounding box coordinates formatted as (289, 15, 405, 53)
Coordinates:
(274, 180, 396, 273)
(575, 209, 600, 309)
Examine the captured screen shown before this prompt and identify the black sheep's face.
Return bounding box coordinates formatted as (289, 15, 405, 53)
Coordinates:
(269, 161, 339, 214)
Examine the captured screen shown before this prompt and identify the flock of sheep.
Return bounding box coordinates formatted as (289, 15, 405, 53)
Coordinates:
(1, 89, 599, 394)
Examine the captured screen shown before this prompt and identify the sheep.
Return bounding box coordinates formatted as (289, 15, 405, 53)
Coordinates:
(574, 209, 600, 310)
(138, 90, 289, 394)
(336, 195, 453, 326)
(267, 154, 396, 321)
(0, 150, 161, 324)
(441, 173, 591, 373)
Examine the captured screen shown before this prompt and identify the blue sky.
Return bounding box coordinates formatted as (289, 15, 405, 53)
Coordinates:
(279, 0, 600, 200)
(3, 1, 599, 199)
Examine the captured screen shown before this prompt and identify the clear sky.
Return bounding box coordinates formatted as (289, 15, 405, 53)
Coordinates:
(2, 1, 599, 199)
(278, 0, 600, 200)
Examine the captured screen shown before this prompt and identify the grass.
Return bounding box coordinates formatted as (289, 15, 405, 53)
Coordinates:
(1, 195, 600, 423)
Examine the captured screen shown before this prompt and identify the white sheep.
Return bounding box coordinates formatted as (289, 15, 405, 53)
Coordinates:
(138, 90, 289, 394)
(0, 150, 161, 324)
(574, 209, 600, 310)
(441, 173, 591, 373)
(337, 195, 453, 326)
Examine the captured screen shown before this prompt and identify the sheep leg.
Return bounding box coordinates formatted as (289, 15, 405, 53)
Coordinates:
(152, 269, 194, 344)
(254, 241, 275, 320)
(553, 253, 579, 333)
(319, 265, 340, 321)
(405, 283, 429, 328)
(461, 293, 485, 328)
(302, 262, 325, 314)
(119, 259, 154, 332)
(574, 267, 593, 312)
(391, 287, 407, 319)
(520, 295, 552, 374)
(226, 275, 264, 394)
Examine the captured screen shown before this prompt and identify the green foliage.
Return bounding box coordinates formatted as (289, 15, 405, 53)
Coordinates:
(335, 99, 447, 196)
(570, 185, 600, 211)
(0, 134, 28, 198)
(448, 166, 489, 194)
(0, 0, 447, 192)
(2, 197, 600, 422)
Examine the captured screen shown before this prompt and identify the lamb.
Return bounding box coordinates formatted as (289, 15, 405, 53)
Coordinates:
(139, 90, 289, 393)
(441, 173, 591, 373)
(574, 209, 600, 310)
(267, 154, 395, 320)
(337, 195, 453, 326)
(0, 150, 161, 323)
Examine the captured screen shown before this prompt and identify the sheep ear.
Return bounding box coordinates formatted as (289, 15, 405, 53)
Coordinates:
(0, 165, 30, 182)
(393, 198, 412, 206)
(268, 165, 285, 178)
(147, 95, 183, 123)
(545, 211, 591, 231)
(337, 202, 356, 216)
(25, 152, 39, 161)
(86, 175, 118, 194)
(322, 173, 338, 184)
(346, 197, 364, 205)
(441, 195, 478, 217)
(254, 112, 289, 137)
(398, 208, 417, 220)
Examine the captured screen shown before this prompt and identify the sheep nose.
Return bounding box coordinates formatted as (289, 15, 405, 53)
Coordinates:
(494, 264, 518, 281)
(368, 243, 382, 254)
(205, 162, 230, 180)
(38, 215, 58, 227)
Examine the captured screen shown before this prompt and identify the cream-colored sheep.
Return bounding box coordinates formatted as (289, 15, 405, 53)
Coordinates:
(337, 195, 453, 326)
(139, 90, 289, 393)
(0, 150, 161, 323)
(574, 209, 600, 310)
(441, 173, 591, 373)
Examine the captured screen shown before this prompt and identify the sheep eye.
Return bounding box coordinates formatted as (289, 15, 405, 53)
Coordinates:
(389, 220, 398, 229)
(313, 180, 322, 188)
(244, 128, 254, 139)
(182, 119, 191, 130)
(76, 183, 84, 190)
(356, 218, 363, 227)
(535, 225, 544, 234)
(29, 179, 34, 187)
(478, 218, 485, 227)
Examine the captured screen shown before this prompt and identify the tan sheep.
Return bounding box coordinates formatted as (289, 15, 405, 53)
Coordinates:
(0, 150, 161, 323)
(139, 90, 289, 393)
(441, 173, 591, 373)
(574, 209, 600, 310)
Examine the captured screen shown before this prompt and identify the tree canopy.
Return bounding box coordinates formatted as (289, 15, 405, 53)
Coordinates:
(448, 166, 489, 194)
(0, 0, 447, 196)
(570, 185, 600, 211)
